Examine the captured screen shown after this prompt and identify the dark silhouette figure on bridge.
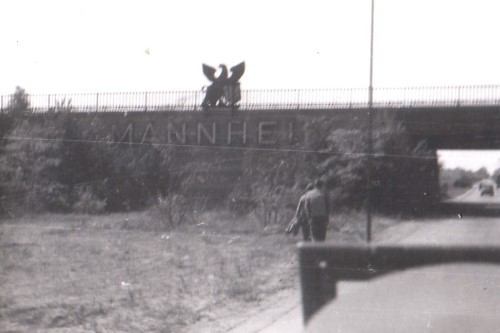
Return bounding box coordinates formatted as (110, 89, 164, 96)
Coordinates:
(201, 62, 245, 109)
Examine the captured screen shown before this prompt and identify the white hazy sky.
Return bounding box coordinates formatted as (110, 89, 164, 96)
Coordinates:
(1, 0, 500, 94)
(438, 150, 500, 174)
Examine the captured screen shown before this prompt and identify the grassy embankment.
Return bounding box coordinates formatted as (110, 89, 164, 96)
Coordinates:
(0, 210, 397, 332)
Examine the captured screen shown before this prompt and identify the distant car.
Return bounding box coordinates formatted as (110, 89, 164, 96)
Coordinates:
(480, 184, 494, 196)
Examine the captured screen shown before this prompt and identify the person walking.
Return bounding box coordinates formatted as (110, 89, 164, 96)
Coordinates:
(285, 183, 313, 239)
(294, 183, 314, 241)
(304, 179, 329, 241)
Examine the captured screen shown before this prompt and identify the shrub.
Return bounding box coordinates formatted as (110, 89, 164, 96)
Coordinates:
(252, 184, 295, 227)
(315, 113, 440, 213)
(0, 113, 15, 214)
(152, 194, 195, 229)
(6, 86, 30, 114)
(72, 186, 107, 214)
(227, 185, 256, 216)
(100, 145, 169, 211)
(0, 113, 171, 214)
(0, 116, 69, 212)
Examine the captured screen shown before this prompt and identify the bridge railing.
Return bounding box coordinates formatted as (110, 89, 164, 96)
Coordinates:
(374, 85, 500, 108)
(1, 85, 499, 113)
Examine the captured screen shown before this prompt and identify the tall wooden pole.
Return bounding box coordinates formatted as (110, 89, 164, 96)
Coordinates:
(366, 0, 375, 243)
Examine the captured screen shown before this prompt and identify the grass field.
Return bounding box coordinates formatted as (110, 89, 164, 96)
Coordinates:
(0, 210, 397, 332)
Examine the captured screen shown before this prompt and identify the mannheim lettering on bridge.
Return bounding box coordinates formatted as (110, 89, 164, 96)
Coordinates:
(111, 119, 296, 147)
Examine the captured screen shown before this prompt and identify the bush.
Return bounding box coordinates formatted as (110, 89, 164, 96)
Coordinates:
(6, 86, 30, 114)
(0, 113, 15, 214)
(252, 184, 295, 227)
(72, 186, 106, 214)
(229, 148, 303, 227)
(0, 113, 170, 214)
(100, 145, 169, 211)
(313, 113, 440, 213)
(151, 194, 195, 229)
(227, 185, 256, 216)
(0, 116, 69, 212)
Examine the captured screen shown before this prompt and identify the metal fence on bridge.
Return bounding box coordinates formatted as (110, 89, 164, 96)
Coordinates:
(1, 85, 500, 113)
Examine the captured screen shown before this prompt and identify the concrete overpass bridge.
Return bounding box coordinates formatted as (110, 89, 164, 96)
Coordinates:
(3, 85, 500, 211)
(5, 85, 500, 151)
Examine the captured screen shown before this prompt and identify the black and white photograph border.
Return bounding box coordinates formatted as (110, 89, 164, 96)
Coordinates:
(1, 1, 500, 332)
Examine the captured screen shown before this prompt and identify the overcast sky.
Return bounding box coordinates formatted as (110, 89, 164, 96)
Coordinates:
(1, 0, 500, 94)
(438, 150, 500, 174)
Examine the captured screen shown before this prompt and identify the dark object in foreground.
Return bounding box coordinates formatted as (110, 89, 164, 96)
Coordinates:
(299, 243, 500, 324)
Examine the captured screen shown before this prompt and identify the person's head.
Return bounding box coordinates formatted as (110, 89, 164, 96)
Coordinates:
(305, 183, 314, 191)
(314, 179, 324, 190)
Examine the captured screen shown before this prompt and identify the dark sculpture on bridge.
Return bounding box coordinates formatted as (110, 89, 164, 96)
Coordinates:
(201, 62, 245, 109)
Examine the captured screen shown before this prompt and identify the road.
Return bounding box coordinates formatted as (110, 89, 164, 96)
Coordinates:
(447, 180, 500, 205)
(228, 216, 500, 333)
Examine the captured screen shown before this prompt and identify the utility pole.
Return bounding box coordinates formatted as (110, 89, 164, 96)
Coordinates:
(366, 0, 375, 243)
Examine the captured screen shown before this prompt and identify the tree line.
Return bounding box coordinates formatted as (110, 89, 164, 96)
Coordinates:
(0, 87, 440, 221)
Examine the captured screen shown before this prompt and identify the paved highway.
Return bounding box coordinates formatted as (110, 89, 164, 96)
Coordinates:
(447, 180, 500, 205)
